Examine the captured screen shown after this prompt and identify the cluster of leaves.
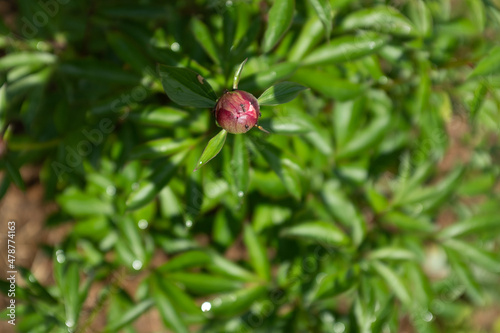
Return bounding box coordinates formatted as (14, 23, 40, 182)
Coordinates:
(1, 0, 500, 332)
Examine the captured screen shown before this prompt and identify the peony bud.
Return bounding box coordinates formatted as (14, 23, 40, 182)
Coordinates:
(214, 90, 260, 134)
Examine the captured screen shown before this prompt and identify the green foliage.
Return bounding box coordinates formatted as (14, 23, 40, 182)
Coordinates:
(1, 0, 500, 332)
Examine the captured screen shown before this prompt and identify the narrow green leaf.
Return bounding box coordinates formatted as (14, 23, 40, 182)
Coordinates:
(106, 31, 153, 73)
(57, 188, 113, 217)
(103, 299, 154, 332)
(166, 272, 243, 295)
(130, 137, 198, 160)
(367, 247, 416, 261)
(407, 0, 433, 37)
(444, 239, 500, 273)
(233, 58, 248, 90)
(382, 211, 435, 232)
(191, 19, 221, 65)
(308, 0, 333, 39)
(210, 285, 267, 316)
(260, 116, 311, 134)
(438, 214, 500, 239)
(341, 6, 418, 36)
(467, 81, 487, 123)
(157, 279, 201, 315)
(127, 151, 187, 210)
(281, 221, 350, 246)
(157, 250, 211, 272)
(206, 250, 256, 281)
(152, 276, 189, 333)
(158, 65, 218, 108)
(321, 180, 366, 246)
(194, 129, 227, 171)
(253, 140, 302, 200)
(336, 110, 390, 159)
(444, 247, 483, 304)
(232, 134, 250, 194)
(287, 16, 324, 62)
(292, 68, 364, 101)
(63, 262, 81, 331)
(0, 83, 6, 129)
(262, 0, 295, 53)
(370, 261, 410, 306)
(469, 45, 500, 78)
(129, 106, 189, 128)
(258, 81, 308, 106)
(5, 158, 25, 191)
(302, 33, 389, 66)
(239, 62, 298, 91)
(243, 224, 271, 281)
(0, 52, 56, 71)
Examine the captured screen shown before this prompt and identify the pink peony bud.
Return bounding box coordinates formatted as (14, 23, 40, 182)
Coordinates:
(215, 90, 260, 134)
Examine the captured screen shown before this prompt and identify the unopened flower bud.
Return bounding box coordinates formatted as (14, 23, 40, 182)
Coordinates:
(215, 90, 260, 134)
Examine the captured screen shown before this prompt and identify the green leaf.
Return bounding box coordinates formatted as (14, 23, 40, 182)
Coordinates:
(233, 58, 248, 90)
(0, 83, 6, 129)
(129, 106, 189, 128)
(157, 279, 201, 315)
(367, 247, 416, 261)
(308, 0, 333, 39)
(407, 0, 433, 37)
(166, 272, 243, 295)
(443, 239, 500, 273)
(292, 68, 364, 101)
(239, 62, 298, 91)
(127, 151, 187, 210)
(152, 276, 189, 333)
(437, 214, 500, 239)
(444, 247, 483, 304)
(206, 250, 256, 281)
(252, 140, 302, 200)
(302, 33, 389, 66)
(106, 31, 153, 73)
(194, 129, 227, 171)
(232, 134, 250, 194)
(370, 261, 410, 306)
(258, 81, 308, 106)
(210, 285, 267, 317)
(191, 19, 221, 65)
(63, 262, 81, 331)
(469, 45, 500, 78)
(130, 137, 198, 160)
(5, 158, 25, 191)
(281, 221, 350, 246)
(288, 16, 324, 61)
(158, 65, 218, 108)
(321, 180, 366, 246)
(157, 250, 211, 272)
(243, 224, 271, 281)
(103, 299, 154, 332)
(262, 0, 295, 53)
(341, 6, 418, 36)
(0, 52, 56, 71)
(57, 188, 113, 217)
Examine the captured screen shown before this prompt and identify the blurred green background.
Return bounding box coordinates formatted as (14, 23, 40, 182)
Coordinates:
(1, 0, 500, 332)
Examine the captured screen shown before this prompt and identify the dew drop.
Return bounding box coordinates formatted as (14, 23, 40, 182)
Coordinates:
(225, 0, 233, 6)
(106, 185, 116, 196)
(333, 322, 345, 333)
(423, 311, 433, 322)
(186, 220, 193, 228)
(237, 191, 244, 198)
(132, 260, 143, 270)
(56, 250, 66, 263)
(171, 42, 180, 52)
(29, 275, 36, 283)
(65, 320, 74, 328)
(201, 301, 212, 312)
(138, 219, 148, 229)
(199, 161, 203, 164)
